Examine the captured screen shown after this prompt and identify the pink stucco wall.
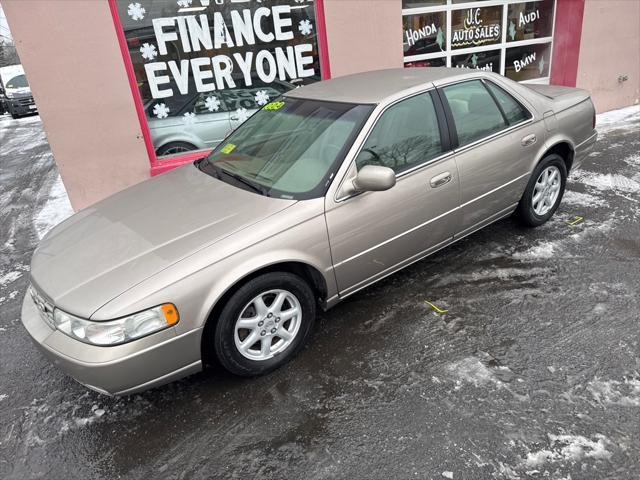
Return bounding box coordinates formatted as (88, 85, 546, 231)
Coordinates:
(3, 0, 150, 210)
(576, 0, 640, 113)
(322, 0, 403, 78)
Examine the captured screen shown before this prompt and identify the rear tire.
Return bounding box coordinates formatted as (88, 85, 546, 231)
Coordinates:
(516, 154, 567, 227)
(212, 272, 316, 377)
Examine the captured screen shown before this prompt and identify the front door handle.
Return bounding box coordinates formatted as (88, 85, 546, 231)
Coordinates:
(430, 172, 452, 188)
(521, 134, 537, 147)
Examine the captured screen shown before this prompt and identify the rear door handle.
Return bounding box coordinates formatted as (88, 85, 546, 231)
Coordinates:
(430, 172, 452, 188)
(521, 134, 537, 147)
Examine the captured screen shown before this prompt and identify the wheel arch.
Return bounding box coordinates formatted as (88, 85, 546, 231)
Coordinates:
(538, 139, 575, 174)
(200, 260, 329, 364)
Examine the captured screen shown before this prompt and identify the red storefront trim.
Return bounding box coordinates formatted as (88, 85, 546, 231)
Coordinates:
(550, 0, 586, 87)
(108, 0, 160, 173)
(109, 0, 332, 177)
(316, 0, 332, 80)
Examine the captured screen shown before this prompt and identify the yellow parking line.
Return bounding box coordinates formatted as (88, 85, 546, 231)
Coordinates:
(566, 216, 584, 225)
(425, 300, 448, 314)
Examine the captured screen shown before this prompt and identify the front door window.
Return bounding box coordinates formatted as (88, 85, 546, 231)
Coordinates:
(355, 92, 443, 174)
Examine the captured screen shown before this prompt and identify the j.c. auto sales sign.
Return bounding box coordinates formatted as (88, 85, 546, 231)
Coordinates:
(451, 6, 502, 49)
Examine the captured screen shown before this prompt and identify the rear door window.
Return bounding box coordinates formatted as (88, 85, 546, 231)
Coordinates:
(485, 81, 532, 125)
(441, 80, 506, 147)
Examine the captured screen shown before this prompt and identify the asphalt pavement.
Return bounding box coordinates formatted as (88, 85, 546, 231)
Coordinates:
(0, 107, 639, 480)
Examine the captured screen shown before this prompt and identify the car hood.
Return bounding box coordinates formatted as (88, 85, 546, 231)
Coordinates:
(6, 88, 31, 98)
(30, 164, 296, 318)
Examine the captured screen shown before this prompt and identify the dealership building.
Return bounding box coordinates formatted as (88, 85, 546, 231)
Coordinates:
(3, 0, 639, 209)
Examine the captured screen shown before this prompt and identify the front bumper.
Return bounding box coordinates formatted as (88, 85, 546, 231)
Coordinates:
(6, 97, 37, 116)
(21, 292, 203, 396)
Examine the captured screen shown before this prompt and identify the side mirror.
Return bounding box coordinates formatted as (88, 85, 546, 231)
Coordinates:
(353, 165, 396, 192)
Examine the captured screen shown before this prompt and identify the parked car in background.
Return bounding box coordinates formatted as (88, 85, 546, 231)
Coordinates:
(146, 78, 296, 156)
(0, 64, 37, 119)
(22, 68, 597, 395)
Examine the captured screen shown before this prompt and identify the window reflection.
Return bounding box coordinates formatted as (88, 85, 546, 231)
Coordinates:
(117, 0, 322, 158)
(403, 1, 556, 82)
(505, 43, 551, 81)
(507, 0, 554, 42)
(451, 49, 501, 73)
(403, 12, 446, 57)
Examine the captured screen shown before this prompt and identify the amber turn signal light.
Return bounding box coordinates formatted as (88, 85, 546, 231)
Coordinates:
(161, 303, 180, 326)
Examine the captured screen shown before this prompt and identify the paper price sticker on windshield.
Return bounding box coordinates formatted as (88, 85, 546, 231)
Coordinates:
(263, 101, 285, 111)
(220, 143, 236, 154)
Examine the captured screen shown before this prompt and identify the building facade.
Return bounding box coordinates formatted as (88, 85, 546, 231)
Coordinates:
(3, 0, 639, 209)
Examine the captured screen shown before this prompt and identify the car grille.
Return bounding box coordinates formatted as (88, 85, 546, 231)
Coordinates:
(17, 96, 35, 106)
(29, 284, 55, 329)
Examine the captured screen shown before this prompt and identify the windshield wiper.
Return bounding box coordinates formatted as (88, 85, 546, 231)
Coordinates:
(216, 166, 269, 196)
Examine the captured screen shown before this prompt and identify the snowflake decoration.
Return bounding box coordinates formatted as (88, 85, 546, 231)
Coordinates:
(153, 103, 170, 119)
(204, 95, 221, 112)
(127, 3, 146, 21)
(140, 43, 158, 61)
(235, 108, 250, 123)
(298, 19, 314, 36)
(254, 90, 270, 106)
(182, 112, 196, 125)
(177, 0, 192, 8)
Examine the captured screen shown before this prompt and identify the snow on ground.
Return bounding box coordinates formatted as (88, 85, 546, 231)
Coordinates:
(561, 190, 607, 208)
(447, 357, 501, 388)
(587, 376, 640, 407)
(0, 270, 23, 288)
(525, 433, 613, 467)
(595, 104, 640, 135)
(513, 219, 614, 260)
(34, 175, 74, 240)
(572, 171, 640, 194)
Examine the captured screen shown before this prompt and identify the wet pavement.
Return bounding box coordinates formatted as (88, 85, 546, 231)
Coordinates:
(1, 107, 639, 479)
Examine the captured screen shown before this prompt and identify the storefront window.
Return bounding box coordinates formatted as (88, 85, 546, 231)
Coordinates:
(115, 0, 323, 159)
(402, 0, 556, 84)
(507, 0, 554, 42)
(405, 57, 446, 69)
(403, 12, 446, 58)
(403, 1, 446, 7)
(505, 42, 551, 81)
(451, 6, 502, 50)
(451, 49, 500, 73)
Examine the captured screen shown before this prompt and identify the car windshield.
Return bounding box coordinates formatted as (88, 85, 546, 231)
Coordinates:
(6, 74, 28, 89)
(203, 98, 373, 199)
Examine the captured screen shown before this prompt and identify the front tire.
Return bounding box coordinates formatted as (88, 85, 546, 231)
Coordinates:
(155, 141, 197, 156)
(212, 272, 316, 377)
(516, 154, 567, 227)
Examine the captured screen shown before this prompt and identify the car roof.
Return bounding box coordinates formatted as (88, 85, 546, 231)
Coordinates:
(284, 68, 484, 104)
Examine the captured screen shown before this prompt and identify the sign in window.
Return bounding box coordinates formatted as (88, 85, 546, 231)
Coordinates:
(402, 0, 555, 84)
(115, 0, 323, 158)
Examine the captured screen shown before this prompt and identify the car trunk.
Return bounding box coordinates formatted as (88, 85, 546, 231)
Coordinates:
(525, 84, 591, 113)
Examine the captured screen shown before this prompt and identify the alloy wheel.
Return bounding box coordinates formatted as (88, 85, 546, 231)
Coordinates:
(532, 165, 561, 216)
(233, 289, 302, 361)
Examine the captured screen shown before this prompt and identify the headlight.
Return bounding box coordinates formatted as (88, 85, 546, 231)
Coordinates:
(53, 304, 179, 346)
